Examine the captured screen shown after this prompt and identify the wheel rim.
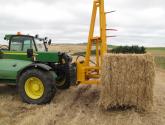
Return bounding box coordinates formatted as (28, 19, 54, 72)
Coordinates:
(25, 77, 44, 99)
(56, 77, 66, 86)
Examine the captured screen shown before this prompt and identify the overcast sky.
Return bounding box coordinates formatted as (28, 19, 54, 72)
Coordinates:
(0, 0, 165, 47)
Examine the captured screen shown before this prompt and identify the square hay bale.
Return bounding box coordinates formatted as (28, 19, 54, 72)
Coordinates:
(99, 53, 155, 111)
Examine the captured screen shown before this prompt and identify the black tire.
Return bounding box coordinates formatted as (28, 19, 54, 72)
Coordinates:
(56, 64, 71, 89)
(7, 84, 17, 88)
(55, 53, 73, 90)
(56, 63, 77, 89)
(18, 69, 56, 104)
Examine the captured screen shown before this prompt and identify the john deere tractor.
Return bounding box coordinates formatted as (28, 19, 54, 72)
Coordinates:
(0, 33, 75, 104)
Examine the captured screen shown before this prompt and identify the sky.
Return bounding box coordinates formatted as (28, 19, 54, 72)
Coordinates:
(0, 0, 165, 47)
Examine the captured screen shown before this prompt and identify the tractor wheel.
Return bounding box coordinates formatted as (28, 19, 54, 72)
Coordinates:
(18, 69, 56, 104)
(56, 64, 71, 90)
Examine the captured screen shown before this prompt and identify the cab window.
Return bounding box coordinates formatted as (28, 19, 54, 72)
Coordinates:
(10, 36, 35, 51)
(23, 40, 35, 51)
(10, 40, 22, 51)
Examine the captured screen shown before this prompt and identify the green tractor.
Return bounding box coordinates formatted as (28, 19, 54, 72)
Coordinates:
(0, 33, 75, 104)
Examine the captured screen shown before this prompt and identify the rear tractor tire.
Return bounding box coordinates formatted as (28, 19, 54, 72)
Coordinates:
(18, 69, 56, 104)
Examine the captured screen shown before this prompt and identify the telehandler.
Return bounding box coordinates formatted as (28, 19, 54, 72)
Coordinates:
(0, 0, 112, 104)
(0, 34, 75, 104)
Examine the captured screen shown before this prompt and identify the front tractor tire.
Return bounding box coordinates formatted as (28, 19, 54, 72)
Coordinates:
(56, 64, 71, 89)
(18, 69, 56, 104)
(55, 53, 74, 90)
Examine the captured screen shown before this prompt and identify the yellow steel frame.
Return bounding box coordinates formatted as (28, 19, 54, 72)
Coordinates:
(76, 0, 107, 84)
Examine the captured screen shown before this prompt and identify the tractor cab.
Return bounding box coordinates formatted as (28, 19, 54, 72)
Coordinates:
(0, 33, 60, 63)
(3, 34, 51, 52)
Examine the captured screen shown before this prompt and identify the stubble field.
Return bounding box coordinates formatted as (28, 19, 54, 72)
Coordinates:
(0, 44, 165, 125)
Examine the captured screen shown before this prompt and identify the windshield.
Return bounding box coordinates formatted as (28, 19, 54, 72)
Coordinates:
(35, 38, 46, 52)
(10, 36, 35, 52)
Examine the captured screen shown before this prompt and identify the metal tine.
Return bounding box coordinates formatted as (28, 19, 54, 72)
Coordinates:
(105, 10, 116, 14)
(106, 35, 117, 38)
(106, 28, 118, 31)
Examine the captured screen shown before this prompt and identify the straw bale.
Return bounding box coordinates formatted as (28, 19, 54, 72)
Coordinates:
(99, 53, 155, 111)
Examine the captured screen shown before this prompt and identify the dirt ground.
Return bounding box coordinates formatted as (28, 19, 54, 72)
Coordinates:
(0, 45, 165, 125)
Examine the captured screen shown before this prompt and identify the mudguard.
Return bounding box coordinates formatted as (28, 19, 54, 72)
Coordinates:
(17, 63, 52, 79)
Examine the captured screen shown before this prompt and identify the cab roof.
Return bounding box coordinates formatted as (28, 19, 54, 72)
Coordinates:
(4, 34, 33, 41)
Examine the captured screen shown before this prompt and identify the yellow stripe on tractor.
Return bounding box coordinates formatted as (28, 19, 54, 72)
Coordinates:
(1, 52, 38, 56)
(2, 52, 27, 55)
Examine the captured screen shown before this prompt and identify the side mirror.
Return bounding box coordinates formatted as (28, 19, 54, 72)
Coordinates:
(48, 39, 52, 45)
(35, 34, 39, 38)
(45, 37, 48, 40)
(27, 49, 33, 58)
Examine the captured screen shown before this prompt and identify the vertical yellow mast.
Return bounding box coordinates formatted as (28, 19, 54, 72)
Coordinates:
(85, 0, 107, 65)
(76, 0, 107, 84)
(85, 0, 98, 66)
(99, 0, 107, 58)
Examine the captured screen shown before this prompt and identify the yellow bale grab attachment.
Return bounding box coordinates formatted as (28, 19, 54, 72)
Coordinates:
(76, 0, 108, 84)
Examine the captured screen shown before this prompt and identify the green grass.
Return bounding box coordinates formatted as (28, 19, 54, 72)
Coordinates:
(146, 47, 165, 56)
(108, 45, 117, 49)
(154, 56, 165, 70)
(146, 48, 165, 69)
